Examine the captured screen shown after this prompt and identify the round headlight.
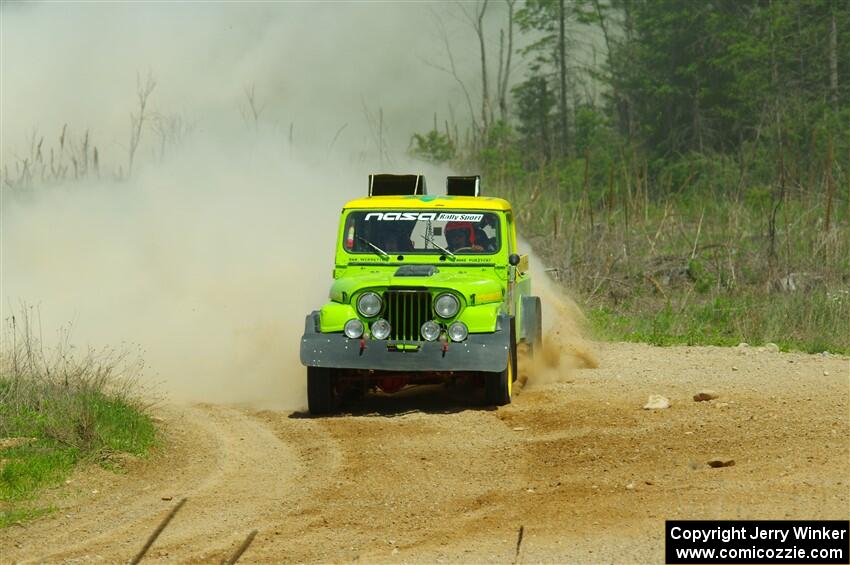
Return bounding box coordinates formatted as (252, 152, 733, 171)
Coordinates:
(447, 321, 468, 342)
(371, 318, 391, 340)
(344, 318, 364, 339)
(434, 293, 460, 318)
(421, 320, 441, 342)
(357, 292, 382, 317)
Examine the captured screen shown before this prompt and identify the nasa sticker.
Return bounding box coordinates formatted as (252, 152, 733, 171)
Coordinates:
(364, 212, 483, 222)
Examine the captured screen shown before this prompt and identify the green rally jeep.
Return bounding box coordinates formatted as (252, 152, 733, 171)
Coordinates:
(299, 174, 542, 414)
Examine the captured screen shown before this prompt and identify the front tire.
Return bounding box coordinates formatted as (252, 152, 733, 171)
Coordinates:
(485, 318, 516, 406)
(307, 366, 335, 415)
(485, 347, 514, 406)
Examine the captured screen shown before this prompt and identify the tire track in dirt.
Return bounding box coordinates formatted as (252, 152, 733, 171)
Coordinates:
(1, 343, 847, 564)
(1, 404, 302, 564)
(251, 393, 530, 564)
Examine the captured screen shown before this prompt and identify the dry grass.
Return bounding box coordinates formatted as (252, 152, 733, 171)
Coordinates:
(487, 157, 850, 353)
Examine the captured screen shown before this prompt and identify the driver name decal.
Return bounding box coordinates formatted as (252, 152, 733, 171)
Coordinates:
(436, 213, 483, 222)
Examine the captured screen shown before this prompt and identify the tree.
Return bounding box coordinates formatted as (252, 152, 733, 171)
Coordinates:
(513, 74, 556, 162)
(409, 129, 456, 164)
(516, 0, 575, 157)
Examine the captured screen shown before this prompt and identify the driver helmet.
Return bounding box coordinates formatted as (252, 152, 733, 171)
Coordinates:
(445, 221, 476, 247)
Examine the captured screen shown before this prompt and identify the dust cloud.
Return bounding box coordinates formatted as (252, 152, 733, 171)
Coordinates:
(1, 3, 590, 409)
(1, 4, 462, 409)
(5, 133, 350, 409)
(518, 250, 599, 387)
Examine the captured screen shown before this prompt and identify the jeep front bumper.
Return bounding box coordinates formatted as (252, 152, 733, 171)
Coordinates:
(299, 312, 510, 373)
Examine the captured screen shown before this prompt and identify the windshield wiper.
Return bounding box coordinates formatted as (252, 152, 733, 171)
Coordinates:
(421, 234, 456, 259)
(356, 236, 389, 259)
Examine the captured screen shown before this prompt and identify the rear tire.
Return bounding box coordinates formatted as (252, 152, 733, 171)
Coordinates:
(307, 366, 335, 415)
(526, 296, 543, 359)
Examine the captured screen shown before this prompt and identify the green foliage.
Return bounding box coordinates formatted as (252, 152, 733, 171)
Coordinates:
(0, 442, 78, 503)
(512, 75, 556, 162)
(423, 2, 850, 352)
(479, 122, 525, 183)
(613, 0, 850, 159)
(493, 0, 850, 189)
(91, 395, 156, 455)
(687, 259, 715, 294)
(409, 129, 455, 164)
(515, 0, 561, 65)
(573, 105, 610, 156)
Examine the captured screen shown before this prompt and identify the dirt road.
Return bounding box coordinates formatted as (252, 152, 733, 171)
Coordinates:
(2, 342, 848, 564)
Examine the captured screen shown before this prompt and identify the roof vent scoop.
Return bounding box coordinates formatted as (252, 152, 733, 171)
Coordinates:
(446, 175, 481, 196)
(369, 174, 427, 196)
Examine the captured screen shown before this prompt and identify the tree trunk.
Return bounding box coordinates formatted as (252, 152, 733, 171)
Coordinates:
(592, 0, 628, 138)
(824, 134, 835, 232)
(830, 3, 839, 113)
(558, 0, 569, 157)
(694, 78, 704, 153)
(498, 0, 516, 123)
(541, 80, 551, 162)
(622, 0, 636, 138)
(476, 0, 491, 135)
(497, 29, 504, 121)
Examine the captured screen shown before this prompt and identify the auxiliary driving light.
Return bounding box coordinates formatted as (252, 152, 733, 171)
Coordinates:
(357, 291, 382, 317)
(434, 293, 460, 318)
(344, 318, 365, 339)
(447, 321, 468, 342)
(371, 318, 391, 340)
(421, 320, 441, 341)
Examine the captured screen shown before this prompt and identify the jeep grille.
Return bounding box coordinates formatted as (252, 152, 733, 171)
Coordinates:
(383, 289, 432, 341)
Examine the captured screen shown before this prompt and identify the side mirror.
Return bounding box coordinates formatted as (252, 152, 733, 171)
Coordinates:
(508, 253, 521, 266)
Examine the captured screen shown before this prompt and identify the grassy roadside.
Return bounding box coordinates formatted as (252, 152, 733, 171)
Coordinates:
(482, 161, 849, 355)
(0, 312, 157, 528)
(585, 290, 850, 354)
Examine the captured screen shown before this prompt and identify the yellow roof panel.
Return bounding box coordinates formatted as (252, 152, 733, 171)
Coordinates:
(343, 195, 513, 211)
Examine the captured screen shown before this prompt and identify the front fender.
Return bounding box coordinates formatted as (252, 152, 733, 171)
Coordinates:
(457, 302, 503, 333)
(319, 302, 358, 332)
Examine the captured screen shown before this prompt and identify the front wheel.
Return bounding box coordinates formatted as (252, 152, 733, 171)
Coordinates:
(307, 366, 336, 415)
(485, 319, 516, 406)
(485, 346, 514, 406)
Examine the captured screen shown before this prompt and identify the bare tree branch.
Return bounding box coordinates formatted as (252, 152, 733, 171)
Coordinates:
(128, 72, 156, 176)
(497, 0, 516, 123)
(474, 0, 492, 132)
(241, 83, 265, 131)
(422, 9, 481, 141)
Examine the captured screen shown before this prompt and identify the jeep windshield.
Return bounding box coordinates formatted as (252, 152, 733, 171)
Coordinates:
(343, 210, 501, 255)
